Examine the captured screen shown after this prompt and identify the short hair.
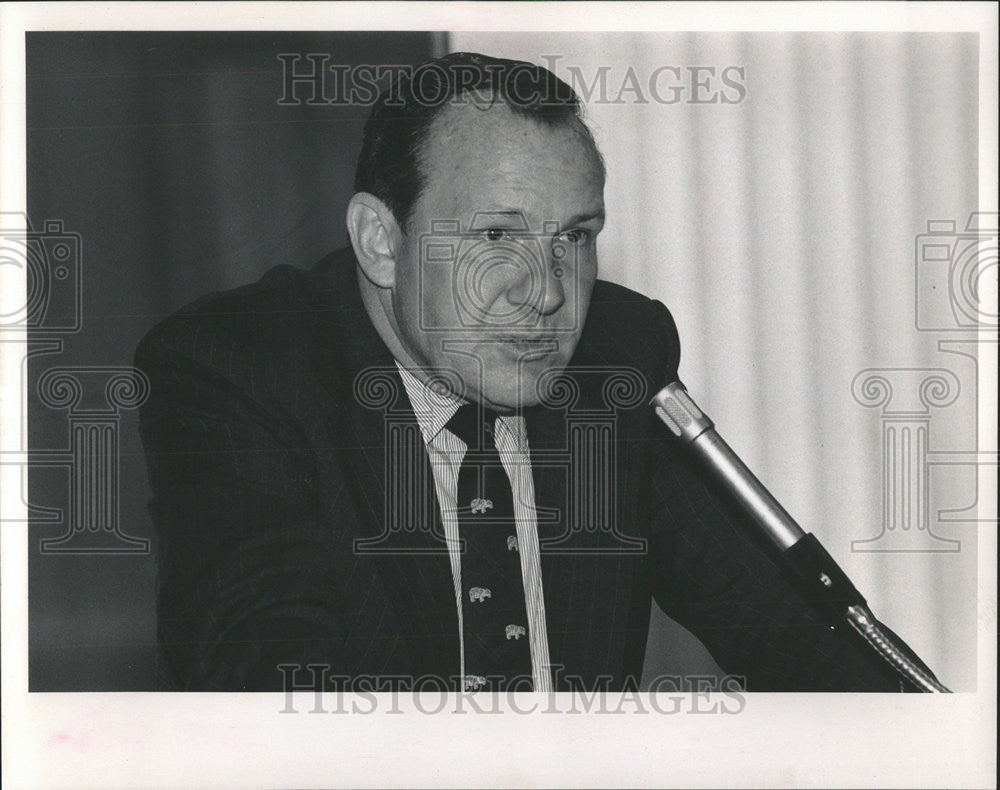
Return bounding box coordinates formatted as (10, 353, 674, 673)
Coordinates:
(354, 51, 604, 232)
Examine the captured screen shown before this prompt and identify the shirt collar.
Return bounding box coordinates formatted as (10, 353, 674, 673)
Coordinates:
(394, 362, 528, 451)
(394, 362, 464, 444)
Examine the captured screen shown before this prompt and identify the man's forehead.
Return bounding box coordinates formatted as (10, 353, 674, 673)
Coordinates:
(418, 102, 605, 222)
(421, 173, 605, 230)
(423, 99, 601, 172)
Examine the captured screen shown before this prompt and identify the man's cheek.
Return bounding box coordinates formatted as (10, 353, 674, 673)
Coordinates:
(461, 268, 510, 313)
(413, 289, 455, 333)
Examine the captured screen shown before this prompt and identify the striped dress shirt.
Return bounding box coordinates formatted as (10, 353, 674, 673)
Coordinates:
(395, 363, 552, 691)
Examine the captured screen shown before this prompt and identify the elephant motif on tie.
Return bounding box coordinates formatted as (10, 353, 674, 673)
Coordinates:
(470, 498, 493, 514)
(505, 624, 526, 641)
(469, 587, 492, 603)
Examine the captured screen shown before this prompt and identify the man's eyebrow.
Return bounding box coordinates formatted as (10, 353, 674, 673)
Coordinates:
(473, 208, 606, 226)
(468, 210, 528, 230)
(480, 210, 523, 219)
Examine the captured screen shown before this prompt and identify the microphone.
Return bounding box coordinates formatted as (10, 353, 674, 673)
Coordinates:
(652, 382, 805, 552)
(652, 380, 950, 692)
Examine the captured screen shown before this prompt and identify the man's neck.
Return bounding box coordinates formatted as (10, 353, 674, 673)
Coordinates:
(356, 264, 427, 378)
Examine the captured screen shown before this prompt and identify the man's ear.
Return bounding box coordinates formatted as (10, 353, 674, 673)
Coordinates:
(346, 192, 401, 289)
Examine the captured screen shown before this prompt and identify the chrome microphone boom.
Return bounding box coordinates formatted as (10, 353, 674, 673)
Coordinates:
(651, 380, 950, 693)
(653, 382, 804, 551)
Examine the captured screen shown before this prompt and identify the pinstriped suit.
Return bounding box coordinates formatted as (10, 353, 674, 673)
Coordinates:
(136, 247, 901, 691)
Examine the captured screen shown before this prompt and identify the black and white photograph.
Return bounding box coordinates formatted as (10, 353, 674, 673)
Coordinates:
(1, 2, 996, 787)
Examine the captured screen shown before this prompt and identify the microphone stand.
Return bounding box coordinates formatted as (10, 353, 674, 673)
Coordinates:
(652, 382, 950, 693)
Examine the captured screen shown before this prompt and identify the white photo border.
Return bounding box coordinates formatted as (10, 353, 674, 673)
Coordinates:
(1, 3, 996, 788)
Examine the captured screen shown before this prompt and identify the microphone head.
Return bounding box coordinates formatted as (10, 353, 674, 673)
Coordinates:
(652, 382, 715, 441)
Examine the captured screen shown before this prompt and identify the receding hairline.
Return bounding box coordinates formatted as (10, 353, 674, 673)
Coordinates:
(403, 97, 606, 226)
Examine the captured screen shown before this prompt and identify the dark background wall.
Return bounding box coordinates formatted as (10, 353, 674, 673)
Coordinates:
(26, 31, 720, 691)
(27, 32, 437, 690)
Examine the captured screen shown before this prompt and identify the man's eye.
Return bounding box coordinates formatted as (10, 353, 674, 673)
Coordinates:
(483, 228, 508, 242)
(561, 229, 590, 244)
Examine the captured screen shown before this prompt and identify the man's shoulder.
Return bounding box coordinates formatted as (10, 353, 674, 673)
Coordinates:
(135, 248, 356, 366)
(590, 277, 656, 307)
(589, 277, 677, 331)
(581, 278, 682, 382)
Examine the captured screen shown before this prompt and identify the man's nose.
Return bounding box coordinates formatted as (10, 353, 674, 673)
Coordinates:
(504, 245, 566, 316)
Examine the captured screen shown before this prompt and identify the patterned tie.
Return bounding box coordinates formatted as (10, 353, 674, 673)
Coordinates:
(446, 404, 532, 692)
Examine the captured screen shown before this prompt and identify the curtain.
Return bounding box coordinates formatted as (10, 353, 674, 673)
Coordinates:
(450, 31, 983, 690)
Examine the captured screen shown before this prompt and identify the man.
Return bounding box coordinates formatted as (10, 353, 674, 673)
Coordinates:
(136, 52, 903, 692)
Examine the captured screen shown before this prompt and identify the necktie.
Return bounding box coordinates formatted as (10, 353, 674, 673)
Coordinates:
(446, 404, 532, 692)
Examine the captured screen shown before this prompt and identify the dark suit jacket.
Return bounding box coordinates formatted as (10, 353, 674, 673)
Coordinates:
(136, 247, 902, 691)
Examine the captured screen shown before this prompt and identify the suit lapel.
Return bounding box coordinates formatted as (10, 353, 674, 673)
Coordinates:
(523, 402, 576, 678)
(307, 251, 459, 680)
(525, 361, 647, 687)
(301, 252, 647, 685)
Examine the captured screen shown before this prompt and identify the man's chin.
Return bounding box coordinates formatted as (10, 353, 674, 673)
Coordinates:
(436, 340, 577, 410)
(478, 391, 539, 413)
(477, 366, 569, 412)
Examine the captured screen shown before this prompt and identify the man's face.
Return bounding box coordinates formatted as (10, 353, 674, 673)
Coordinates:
(390, 103, 605, 411)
